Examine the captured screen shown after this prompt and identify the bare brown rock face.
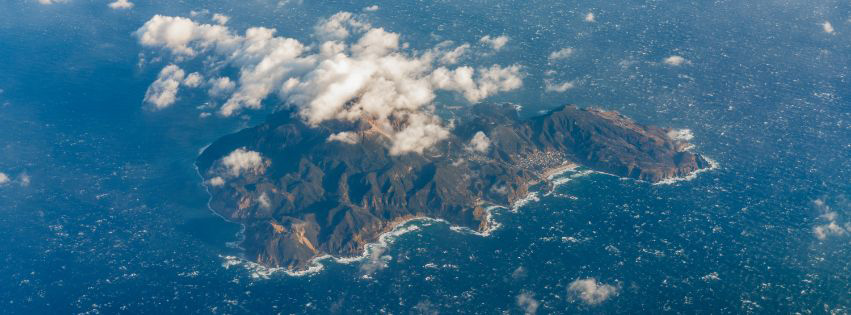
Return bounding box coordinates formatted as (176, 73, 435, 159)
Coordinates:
(196, 104, 710, 270)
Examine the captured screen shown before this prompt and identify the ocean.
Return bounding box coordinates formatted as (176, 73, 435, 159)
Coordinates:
(0, 0, 848, 313)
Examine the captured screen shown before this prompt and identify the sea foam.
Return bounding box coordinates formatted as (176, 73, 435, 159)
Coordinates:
(653, 157, 720, 185)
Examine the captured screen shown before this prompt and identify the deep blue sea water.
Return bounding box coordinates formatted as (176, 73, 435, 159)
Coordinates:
(0, 0, 849, 313)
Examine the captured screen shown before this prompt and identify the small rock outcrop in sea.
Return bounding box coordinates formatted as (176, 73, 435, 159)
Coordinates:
(196, 104, 711, 271)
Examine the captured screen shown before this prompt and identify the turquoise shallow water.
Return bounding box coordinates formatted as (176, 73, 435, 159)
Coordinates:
(0, 0, 849, 313)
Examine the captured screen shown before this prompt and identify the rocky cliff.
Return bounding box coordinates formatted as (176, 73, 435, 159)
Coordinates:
(196, 104, 710, 270)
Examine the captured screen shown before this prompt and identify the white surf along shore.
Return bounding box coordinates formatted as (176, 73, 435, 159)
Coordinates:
(220, 207, 506, 279)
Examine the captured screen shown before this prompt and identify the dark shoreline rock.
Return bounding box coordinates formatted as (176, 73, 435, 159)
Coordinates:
(196, 104, 711, 270)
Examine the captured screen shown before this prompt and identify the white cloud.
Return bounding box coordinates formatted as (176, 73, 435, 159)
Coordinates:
(567, 278, 620, 306)
(136, 12, 524, 155)
(363, 5, 379, 12)
(663, 55, 687, 66)
(667, 129, 694, 141)
(812, 198, 849, 240)
(544, 79, 574, 93)
(413, 301, 438, 315)
(37, 0, 68, 4)
(814, 221, 846, 240)
(208, 176, 225, 186)
(189, 9, 209, 18)
(511, 266, 528, 279)
(327, 131, 360, 144)
(220, 148, 266, 177)
(144, 64, 185, 109)
(278, 0, 303, 7)
(822, 21, 835, 34)
(467, 131, 491, 153)
(17, 173, 30, 187)
(548, 47, 575, 61)
(516, 292, 540, 315)
(212, 13, 230, 25)
(258, 192, 272, 208)
(584, 12, 596, 23)
(218, 28, 309, 117)
(108, 0, 133, 9)
(480, 35, 509, 51)
(183, 72, 203, 87)
(208, 77, 236, 97)
(134, 15, 239, 57)
(439, 43, 470, 65)
(360, 245, 390, 276)
(430, 64, 524, 103)
(0, 172, 9, 185)
(314, 12, 370, 42)
(388, 114, 451, 155)
(351, 28, 400, 56)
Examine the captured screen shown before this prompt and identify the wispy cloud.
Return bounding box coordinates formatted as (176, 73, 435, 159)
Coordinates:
(480, 35, 509, 51)
(812, 198, 849, 240)
(220, 148, 267, 177)
(548, 48, 575, 61)
(37, 0, 69, 4)
(544, 79, 574, 93)
(822, 21, 835, 34)
(663, 55, 688, 66)
(108, 0, 133, 10)
(567, 278, 620, 305)
(516, 292, 540, 314)
(144, 64, 185, 109)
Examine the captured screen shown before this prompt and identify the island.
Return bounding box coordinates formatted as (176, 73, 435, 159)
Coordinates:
(196, 104, 711, 271)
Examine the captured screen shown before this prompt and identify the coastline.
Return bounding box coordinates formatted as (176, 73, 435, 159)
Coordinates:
(221, 207, 505, 278)
(193, 159, 248, 252)
(652, 156, 720, 185)
(576, 156, 720, 186)
(200, 145, 718, 278)
(542, 162, 580, 180)
(209, 157, 719, 278)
